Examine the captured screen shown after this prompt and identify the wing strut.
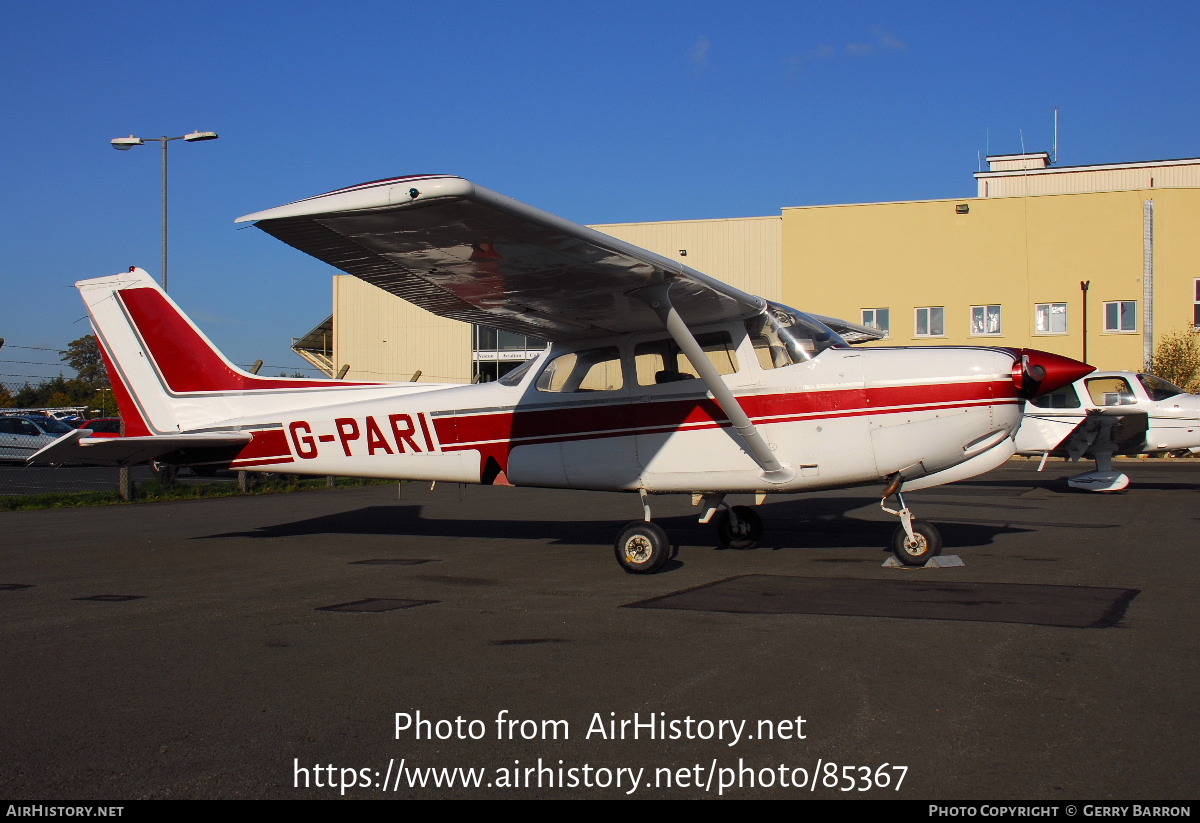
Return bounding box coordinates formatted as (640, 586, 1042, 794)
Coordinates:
(639, 285, 796, 485)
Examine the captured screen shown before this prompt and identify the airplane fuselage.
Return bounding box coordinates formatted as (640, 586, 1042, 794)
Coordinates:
(196, 332, 1025, 495)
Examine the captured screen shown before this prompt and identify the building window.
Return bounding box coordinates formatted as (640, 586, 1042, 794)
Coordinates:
(970, 305, 1002, 336)
(472, 324, 547, 382)
(1194, 280, 1200, 327)
(861, 308, 890, 337)
(1104, 301, 1137, 333)
(914, 307, 944, 337)
(1035, 302, 1068, 334)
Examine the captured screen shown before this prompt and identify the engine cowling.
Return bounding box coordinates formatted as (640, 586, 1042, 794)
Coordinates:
(1007, 349, 1095, 398)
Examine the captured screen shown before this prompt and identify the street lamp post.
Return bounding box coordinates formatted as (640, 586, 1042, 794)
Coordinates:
(110, 130, 218, 292)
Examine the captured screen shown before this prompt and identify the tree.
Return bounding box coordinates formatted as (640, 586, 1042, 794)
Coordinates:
(0, 385, 14, 408)
(60, 335, 109, 389)
(1146, 327, 1200, 393)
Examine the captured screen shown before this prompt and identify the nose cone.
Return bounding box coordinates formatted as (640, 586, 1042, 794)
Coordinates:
(1009, 349, 1095, 398)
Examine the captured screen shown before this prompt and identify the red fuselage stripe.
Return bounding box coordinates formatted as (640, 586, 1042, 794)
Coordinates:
(433, 381, 1016, 452)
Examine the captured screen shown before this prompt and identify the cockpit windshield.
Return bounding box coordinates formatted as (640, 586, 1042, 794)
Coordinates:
(1138, 373, 1188, 401)
(747, 301, 848, 364)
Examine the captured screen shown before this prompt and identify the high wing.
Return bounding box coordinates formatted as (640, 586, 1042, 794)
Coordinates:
(237, 174, 883, 343)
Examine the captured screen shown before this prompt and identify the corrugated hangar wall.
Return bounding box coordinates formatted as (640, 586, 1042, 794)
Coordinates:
(333, 275, 472, 384)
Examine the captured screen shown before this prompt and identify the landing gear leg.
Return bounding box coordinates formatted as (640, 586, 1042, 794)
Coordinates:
(614, 490, 674, 573)
(881, 475, 942, 566)
(715, 505, 763, 550)
(693, 493, 764, 550)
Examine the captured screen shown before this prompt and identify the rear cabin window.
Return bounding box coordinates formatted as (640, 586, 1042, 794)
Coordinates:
(535, 347, 623, 393)
(634, 332, 738, 387)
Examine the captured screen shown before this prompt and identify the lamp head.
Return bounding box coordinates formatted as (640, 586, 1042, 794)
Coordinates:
(110, 136, 144, 150)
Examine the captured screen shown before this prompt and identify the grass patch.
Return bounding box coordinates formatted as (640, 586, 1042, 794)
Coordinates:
(0, 475, 397, 512)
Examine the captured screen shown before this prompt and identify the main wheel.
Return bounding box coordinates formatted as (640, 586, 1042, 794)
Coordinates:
(614, 522, 671, 574)
(150, 460, 178, 483)
(715, 506, 763, 549)
(891, 520, 942, 566)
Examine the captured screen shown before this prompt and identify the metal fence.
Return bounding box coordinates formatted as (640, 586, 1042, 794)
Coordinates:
(0, 463, 239, 498)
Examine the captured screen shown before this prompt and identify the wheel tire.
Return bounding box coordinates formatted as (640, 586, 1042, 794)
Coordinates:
(614, 522, 672, 574)
(715, 506, 763, 549)
(891, 520, 942, 566)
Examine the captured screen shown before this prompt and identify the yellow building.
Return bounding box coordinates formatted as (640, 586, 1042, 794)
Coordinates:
(788, 153, 1200, 371)
(295, 154, 1200, 381)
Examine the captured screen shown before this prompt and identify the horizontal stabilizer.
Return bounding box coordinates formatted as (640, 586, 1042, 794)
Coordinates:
(30, 429, 252, 467)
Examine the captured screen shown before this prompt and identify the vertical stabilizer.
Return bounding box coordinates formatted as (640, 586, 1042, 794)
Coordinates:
(78, 268, 382, 433)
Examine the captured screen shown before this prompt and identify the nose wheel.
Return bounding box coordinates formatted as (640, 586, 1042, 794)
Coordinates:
(890, 519, 942, 566)
(881, 476, 943, 566)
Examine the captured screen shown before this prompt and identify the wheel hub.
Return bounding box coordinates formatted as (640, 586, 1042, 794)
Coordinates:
(624, 536, 651, 563)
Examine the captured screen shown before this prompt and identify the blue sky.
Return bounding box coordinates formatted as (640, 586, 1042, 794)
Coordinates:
(3, 0, 1198, 383)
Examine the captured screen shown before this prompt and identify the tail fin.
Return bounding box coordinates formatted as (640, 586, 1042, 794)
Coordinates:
(80, 268, 378, 433)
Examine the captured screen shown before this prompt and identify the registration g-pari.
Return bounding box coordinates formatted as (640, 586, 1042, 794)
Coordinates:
(36, 175, 1094, 572)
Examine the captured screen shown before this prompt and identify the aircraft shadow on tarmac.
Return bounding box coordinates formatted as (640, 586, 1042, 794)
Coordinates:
(194, 495, 1031, 554)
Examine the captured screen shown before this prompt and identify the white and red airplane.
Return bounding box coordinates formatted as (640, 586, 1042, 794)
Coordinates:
(36, 174, 1093, 572)
(1017, 370, 1200, 491)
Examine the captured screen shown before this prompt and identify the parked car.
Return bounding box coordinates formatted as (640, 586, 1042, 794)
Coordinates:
(0, 415, 77, 464)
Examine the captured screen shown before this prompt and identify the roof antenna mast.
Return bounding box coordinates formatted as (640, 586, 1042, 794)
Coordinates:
(1052, 108, 1059, 164)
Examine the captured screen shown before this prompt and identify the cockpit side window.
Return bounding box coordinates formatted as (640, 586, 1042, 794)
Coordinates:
(1086, 377, 1136, 406)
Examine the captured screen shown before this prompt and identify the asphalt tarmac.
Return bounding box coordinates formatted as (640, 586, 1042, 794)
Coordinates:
(1, 460, 1196, 799)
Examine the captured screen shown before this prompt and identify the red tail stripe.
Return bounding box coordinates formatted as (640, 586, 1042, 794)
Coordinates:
(96, 341, 153, 437)
(117, 288, 379, 393)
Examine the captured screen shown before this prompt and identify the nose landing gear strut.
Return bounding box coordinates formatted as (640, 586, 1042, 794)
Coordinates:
(881, 474, 943, 566)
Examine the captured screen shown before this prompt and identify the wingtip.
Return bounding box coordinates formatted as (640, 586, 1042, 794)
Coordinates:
(235, 174, 473, 223)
